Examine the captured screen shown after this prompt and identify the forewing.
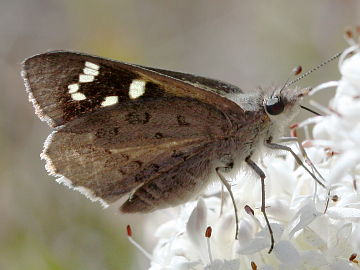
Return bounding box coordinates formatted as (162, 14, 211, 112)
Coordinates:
(142, 66, 243, 95)
(22, 51, 244, 127)
(43, 97, 230, 205)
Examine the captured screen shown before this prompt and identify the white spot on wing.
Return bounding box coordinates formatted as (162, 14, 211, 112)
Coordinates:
(129, 79, 146, 99)
(71, 92, 86, 100)
(101, 96, 119, 107)
(79, 74, 94, 83)
(67, 62, 100, 100)
(85, 61, 100, 70)
(68, 83, 79, 93)
(83, 67, 99, 76)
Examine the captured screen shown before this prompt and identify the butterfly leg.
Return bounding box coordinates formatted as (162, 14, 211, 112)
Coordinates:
(220, 183, 225, 216)
(278, 136, 326, 183)
(265, 139, 326, 188)
(215, 166, 239, 240)
(245, 157, 274, 254)
(268, 138, 331, 213)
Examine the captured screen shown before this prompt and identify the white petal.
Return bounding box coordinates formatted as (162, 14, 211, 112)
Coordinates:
(266, 199, 294, 222)
(236, 219, 253, 246)
(341, 52, 360, 91)
(328, 151, 360, 185)
(329, 260, 356, 270)
(266, 159, 296, 196)
(305, 147, 327, 165)
(169, 256, 199, 270)
(186, 198, 208, 263)
(301, 251, 328, 267)
(259, 266, 275, 270)
(289, 202, 322, 238)
(273, 240, 301, 267)
(186, 198, 207, 244)
(301, 227, 327, 250)
(338, 45, 359, 69)
(236, 237, 269, 254)
(298, 116, 323, 129)
(205, 259, 240, 270)
(327, 207, 360, 221)
(259, 223, 284, 241)
(155, 220, 179, 238)
(312, 119, 333, 141)
(213, 214, 236, 258)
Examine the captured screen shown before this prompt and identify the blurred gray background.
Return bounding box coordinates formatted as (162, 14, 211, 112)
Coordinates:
(0, 0, 358, 269)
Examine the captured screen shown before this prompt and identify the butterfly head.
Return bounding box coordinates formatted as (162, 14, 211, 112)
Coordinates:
(263, 86, 309, 126)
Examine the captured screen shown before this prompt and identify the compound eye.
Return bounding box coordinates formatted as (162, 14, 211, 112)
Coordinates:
(265, 96, 285, 115)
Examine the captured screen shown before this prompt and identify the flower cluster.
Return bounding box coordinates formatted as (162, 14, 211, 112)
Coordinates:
(130, 38, 360, 270)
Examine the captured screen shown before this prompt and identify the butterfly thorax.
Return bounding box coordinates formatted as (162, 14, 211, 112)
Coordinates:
(222, 88, 302, 164)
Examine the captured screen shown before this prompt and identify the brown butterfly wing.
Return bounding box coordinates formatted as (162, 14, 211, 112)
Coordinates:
(22, 51, 246, 211)
(22, 51, 244, 128)
(43, 96, 230, 209)
(120, 144, 215, 213)
(141, 66, 243, 95)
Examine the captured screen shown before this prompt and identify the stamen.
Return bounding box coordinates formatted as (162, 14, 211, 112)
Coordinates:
(244, 205, 263, 228)
(309, 100, 342, 117)
(126, 225, 153, 261)
(298, 116, 323, 129)
(304, 124, 310, 141)
(356, 26, 360, 35)
(308, 81, 338, 96)
(220, 184, 225, 216)
(344, 28, 358, 47)
(205, 226, 213, 264)
(345, 28, 353, 39)
(251, 261, 258, 270)
(289, 123, 298, 137)
(339, 45, 359, 69)
(289, 123, 299, 129)
(293, 65, 302, 76)
(354, 177, 357, 191)
(244, 205, 254, 216)
(126, 224, 132, 237)
(324, 147, 338, 157)
(349, 253, 358, 264)
(205, 226, 212, 238)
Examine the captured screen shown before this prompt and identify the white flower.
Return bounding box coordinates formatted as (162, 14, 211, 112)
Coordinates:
(132, 40, 360, 270)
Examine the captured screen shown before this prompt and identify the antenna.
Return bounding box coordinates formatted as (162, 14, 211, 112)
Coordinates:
(285, 51, 343, 88)
(278, 66, 302, 95)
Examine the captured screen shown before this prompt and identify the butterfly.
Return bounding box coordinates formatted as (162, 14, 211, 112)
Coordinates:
(22, 50, 327, 252)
